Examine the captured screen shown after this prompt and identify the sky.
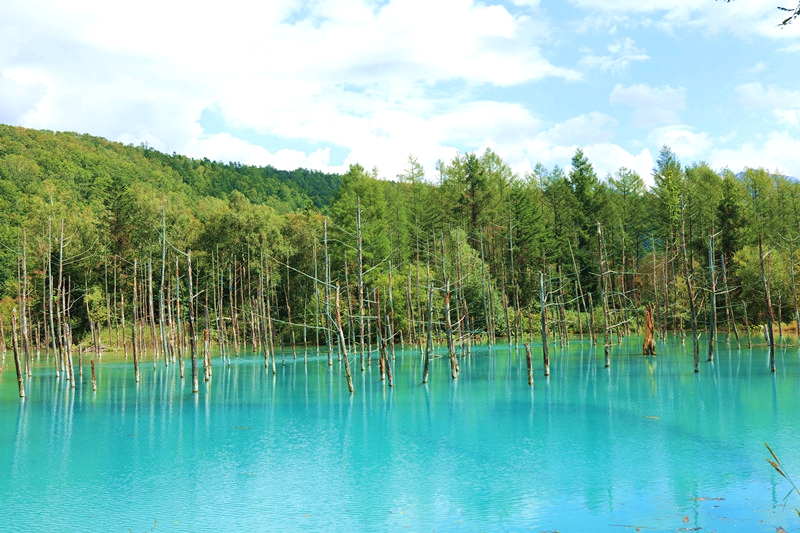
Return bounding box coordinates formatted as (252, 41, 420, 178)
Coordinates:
(1, 0, 799, 187)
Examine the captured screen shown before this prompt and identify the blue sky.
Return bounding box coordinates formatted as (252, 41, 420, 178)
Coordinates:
(1, 0, 799, 187)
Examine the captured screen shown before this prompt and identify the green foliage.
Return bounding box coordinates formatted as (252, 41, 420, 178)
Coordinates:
(4, 122, 800, 349)
(717, 170, 747, 263)
(652, 145, 684, 240)
(328, 164, 391, 271)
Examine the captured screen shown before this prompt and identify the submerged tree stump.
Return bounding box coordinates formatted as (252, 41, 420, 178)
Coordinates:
(11, 309, 25, 398)
(643, 306, 656, 355)
(524, 343, 534, 386)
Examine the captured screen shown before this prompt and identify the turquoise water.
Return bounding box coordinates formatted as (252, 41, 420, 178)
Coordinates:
(1, 336, 799, 532)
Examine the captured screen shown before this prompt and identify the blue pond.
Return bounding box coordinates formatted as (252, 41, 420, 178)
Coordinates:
(1, 336, 799, 532)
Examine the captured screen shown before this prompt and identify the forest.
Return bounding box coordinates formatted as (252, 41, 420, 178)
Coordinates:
(0, 123, 797, 391)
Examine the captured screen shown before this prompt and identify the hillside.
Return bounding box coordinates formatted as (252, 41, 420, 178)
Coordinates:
(0, 124, 342, 212)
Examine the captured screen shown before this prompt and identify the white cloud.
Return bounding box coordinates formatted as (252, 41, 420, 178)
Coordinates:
(647, 125, 711, 162)
(774, 109, 800, 128)
(736, 82, 800, 128)
(582, 144, 655, 186)
(710, 131, 800, 177)
(476, 111, 656, 187)
(1, 0, 798, 189)
(0, 73, 45, 124)
(568, 0, 800, 39)
(610, 83, 685, 128)
(0, 0, 583, 182)
(736, 82, 800, 107)
(538, 112, 617, 146)
(187, 133, 335, 171)
(579, 37, 650, 72)
(510, 0, 541, 7)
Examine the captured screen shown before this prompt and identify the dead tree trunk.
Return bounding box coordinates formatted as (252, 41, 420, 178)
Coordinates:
(422, 281, 434, 385)
(377, 289, 386, 381)
(539, 271, 550, 377)
(501, 269, 512, 346)
(405, 267, 415, 349)
(114, 257, 120, 353)
(357, 198, 366, 371)
(557, 266, 569, 346)
(680, 201, 699, 373)
(11, 309, 25, 398)
(229, 266, 238, 356)
(20, 229, 31, 376)
(286, 256, 296, 359)
(259, 261, 269, 370)
(47, 220, 59, 376)
(587, 292, 596, 345)
(132, 260, 140, 383)
(388, 261, 396, 362)
(324, 220, 333, 366)
(343, 251, 355, 357)
(480, 228, 494, 346)
(175, 258, 183, 378)
(524, 342, 534, 386)
(203, 304, 211, 381)
(147, 260, 158, 362)
(597, 223, 611, 369)
(445, 284, 458, 380)
(643, 305, 656, 355)
(266, 260, 277, 374)
(743, 301, 752, 348)
(707, 235, 717, 362)
(0, 312, 6, 358)
(759, 235, 776, 372)
(313, 241, 321, 357)
(720, 254, 740, 345)
(159, 205, 168, 365)
(335, 284, 354, 394)
(121, 292, 127, 359)
(186, 250, 199, 393)
(651, 235, 662, 340)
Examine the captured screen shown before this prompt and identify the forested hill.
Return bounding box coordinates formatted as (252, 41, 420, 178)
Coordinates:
(0, 124, 342, 212)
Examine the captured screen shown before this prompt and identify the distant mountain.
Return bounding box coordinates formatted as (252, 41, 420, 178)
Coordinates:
(733, 170, 798, 182)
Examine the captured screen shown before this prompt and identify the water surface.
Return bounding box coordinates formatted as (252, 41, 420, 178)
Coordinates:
(1, 336, 799, 531)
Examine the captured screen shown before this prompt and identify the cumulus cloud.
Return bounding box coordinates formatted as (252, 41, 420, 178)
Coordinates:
(187, 132, 335, 171)
(579, 37, 650, 72)
(736, 82, 800, 128)
(0, 73, 45, 124)
(473, 111, 658, 188)
(610, 83, 685, 129)
(0, 0, 585, 180)
(1, 0, 797, 186)
(647, 125, 711, 162)
(709, 131, 800, 178)
(538, 112, 617, 146)
(568, 0, 800, 39)
(582, 144, 655, 186)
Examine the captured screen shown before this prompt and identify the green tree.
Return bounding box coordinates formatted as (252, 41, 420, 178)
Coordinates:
(329, 164, 391, 272)
(651, 145, 684, 243)
(716, 170, 747, 265)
